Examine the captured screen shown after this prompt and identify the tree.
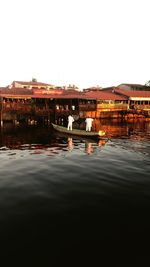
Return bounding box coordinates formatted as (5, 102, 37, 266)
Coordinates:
(145, 80, 150, 86)
(32, 78, 37, 82)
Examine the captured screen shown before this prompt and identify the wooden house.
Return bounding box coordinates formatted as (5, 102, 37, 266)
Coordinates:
(1, 80, 150, 126)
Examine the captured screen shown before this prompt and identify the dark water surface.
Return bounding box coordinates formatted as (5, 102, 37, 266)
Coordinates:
(0, 121, 150, 266)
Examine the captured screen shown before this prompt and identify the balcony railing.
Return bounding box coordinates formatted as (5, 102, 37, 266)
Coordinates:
(130, 104, 150, 110)
(97, 103, 129, 110)
(79, 104, 96, 111)
(1, 102, 32, 112)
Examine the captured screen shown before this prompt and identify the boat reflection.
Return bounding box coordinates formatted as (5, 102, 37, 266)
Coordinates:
(0, 120, 150, 152)
(85, 142, 93, 155)
(67, 137, 74, 151)
(98, 139, 107, 146)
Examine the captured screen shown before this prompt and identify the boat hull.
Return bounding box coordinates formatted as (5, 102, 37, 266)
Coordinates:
(51, 123, 104, 139)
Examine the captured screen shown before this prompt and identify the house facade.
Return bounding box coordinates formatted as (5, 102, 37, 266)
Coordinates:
(1, 80, 150, 126)
(10, 80, 55, 90)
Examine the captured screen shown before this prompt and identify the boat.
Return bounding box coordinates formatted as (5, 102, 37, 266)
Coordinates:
(51, 123, 106, 139)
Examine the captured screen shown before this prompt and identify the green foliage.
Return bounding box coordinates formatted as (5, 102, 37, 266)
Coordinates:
(32, 78, 37, 82)
(145, 80, 150, 86)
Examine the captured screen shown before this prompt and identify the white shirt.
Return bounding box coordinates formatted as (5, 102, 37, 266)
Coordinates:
(68, 115, 74, 124)
(85, 118, 93, 126)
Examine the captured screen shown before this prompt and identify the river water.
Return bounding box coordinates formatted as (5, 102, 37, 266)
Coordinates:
(0, 120, 150, 266)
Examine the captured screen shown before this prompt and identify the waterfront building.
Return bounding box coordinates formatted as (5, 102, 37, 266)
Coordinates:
(0, 80, 150, 126)
(10, 80, 55, 90)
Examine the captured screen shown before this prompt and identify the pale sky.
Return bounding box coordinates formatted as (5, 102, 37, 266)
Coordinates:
(0, 0, 150, 89)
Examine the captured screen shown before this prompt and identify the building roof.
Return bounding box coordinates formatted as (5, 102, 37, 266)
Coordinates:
(117, 83, 150, 91)
(100, 87, 117, 94)
(32, 89, 87, 99)
(32, 89, 128, 100)
(118, 83, 144, 87)
(83, 86, 103, 91)
(12, 81, 54, 86)
(0, 87, 8, 91)
(84, 90, 128, 100)
(0, 87, 33, 95)
(1, 86, 150, 100)
(114, 88, 150, 98)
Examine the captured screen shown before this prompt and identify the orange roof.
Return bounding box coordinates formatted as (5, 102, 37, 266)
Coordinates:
(0, 87, 128, 100)
(114, 88, 150, 98)
(0, 87, 8, 91)
(2, 86, 150, 100)
(0, 87, 84, 99)
(84, 90, 128, 100)
(32, 90, 87, 99)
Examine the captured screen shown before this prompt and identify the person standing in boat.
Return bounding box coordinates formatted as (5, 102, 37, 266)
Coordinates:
(85, 116, 93, 131)
(67, 114, 74, 131)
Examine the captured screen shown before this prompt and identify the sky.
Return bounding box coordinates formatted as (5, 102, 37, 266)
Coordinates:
(0, 0, 150, 89)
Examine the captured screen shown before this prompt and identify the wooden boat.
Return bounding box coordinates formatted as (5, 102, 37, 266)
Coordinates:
(51, 123, 106, 139)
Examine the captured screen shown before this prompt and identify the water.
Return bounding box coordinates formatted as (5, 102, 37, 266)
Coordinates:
(0, 121, 150, 266)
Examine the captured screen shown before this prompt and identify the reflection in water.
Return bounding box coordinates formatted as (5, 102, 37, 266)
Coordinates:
(84, 139, 107, 155)
(93, 119, 150, 139)
(0, 121, 150, 265)
(67, 137, 74, 151)
(0, 120, 150, 156)
(98, 139, 107, 147)
(0, 128, 106, 158)
(67, 138, 103, 155)
(76, 119, 150, 140)
(85, 142, 93, 155)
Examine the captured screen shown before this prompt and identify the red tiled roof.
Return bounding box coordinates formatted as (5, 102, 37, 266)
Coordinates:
(0, 87, 8, 91)
(114, 88, 150, 98)
(2, 86, 150, 99)
(0, 87, 33, 95)
(84, 91, 128, 100)
(0, 87, 129, 100)
(101, 87, 116, 91)
(31, 91, 87, 99)
(0, 87, 83, 99)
